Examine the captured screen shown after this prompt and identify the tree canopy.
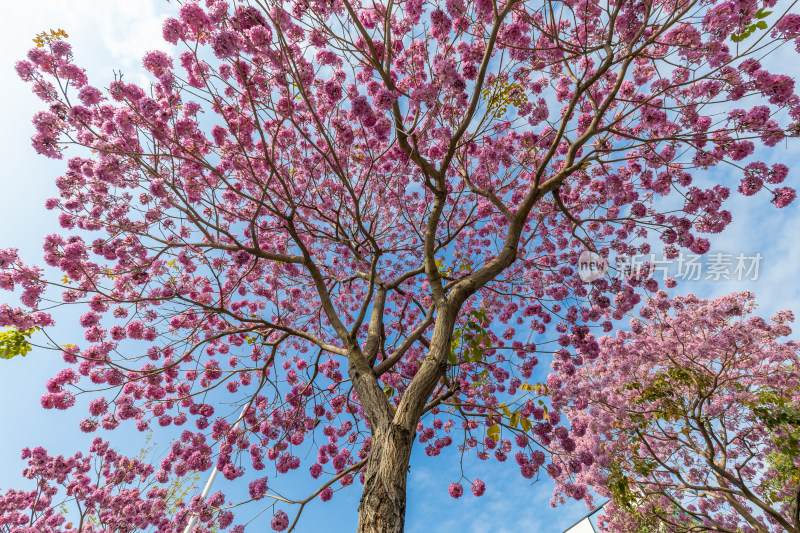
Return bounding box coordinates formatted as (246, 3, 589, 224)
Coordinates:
(1, 0, 800, 530)
(549, 292, 800, 533)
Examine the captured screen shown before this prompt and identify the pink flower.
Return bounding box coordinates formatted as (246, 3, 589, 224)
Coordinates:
(179, 2, 211, 33)
(350, 95, 373, 120)
(162, 18, 183, 44)
(15, 60, 35, 80)
(430, 9, 452, 39)
(767, 163, 789, 184)
(689, 238, 710, 255)
(775, 13, 800, 38)
(77, 86, 103, 105)
(142, 50, 173, 76)
(271, 510, 289, 531)
(738, 176, 762, 196)
(373, 88, 397, 111)
(772, 187, 796, 208)
(448, 482, 464, 498)
(88, 398, 108, 416)
(248, 477, 268, 499)
(212, 30, 242, 58)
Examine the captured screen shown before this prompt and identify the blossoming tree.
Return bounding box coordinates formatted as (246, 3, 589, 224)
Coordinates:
(0, 437, 207, 532)
(2, 0, 800, 530)
(548, 291, 800, 533)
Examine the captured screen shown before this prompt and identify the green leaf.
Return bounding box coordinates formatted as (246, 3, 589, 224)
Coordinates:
(756, 20, 768, 29)
(0, 327, 37, 360)
(450, 336, 460, 352)
(510, 412, 520, 428)
(383, 385, 395, 399)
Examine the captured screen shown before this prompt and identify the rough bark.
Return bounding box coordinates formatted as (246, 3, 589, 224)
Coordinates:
(356, 423, 415, 533)
(355, 307, 458, 532)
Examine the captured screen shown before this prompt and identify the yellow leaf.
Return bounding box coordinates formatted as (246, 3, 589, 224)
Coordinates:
(487, 424, 500, 442)
(520, 383, 535, 392)
(520, 417, 532, 432)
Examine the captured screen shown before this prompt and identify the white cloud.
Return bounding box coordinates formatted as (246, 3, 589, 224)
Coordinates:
(0, 0, 177, 258)
(0, 0, 177, 502)
(2, 0, 173, 74)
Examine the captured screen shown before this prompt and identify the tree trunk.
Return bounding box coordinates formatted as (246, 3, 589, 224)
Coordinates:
(355, 305, 457, 532)
(356, 422, 415, 533)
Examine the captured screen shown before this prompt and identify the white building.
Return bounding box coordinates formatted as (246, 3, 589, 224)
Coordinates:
(564, 517, 598, 533)
(562, 502, 607, 533)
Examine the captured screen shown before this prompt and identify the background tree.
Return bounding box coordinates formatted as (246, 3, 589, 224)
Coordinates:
(0, 436, 214, 533)
(2, 0, 800, 530)
(548, 291, 800, 533)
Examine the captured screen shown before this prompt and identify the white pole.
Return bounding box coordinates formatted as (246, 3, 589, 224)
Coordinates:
(182, 407, 248, 533)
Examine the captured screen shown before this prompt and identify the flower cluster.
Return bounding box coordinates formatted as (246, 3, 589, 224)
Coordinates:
(0, 438, 238, 532)
(548, 292, 800, 531)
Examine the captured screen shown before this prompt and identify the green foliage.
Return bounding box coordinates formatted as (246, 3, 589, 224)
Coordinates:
(611, 365, 800, 528)
(764, 449, 800, 505)
(383, 384, 395, 399)
(448, 308, 491, 365)
(0, 327, 37, 360)
(755, 395, 800, 504)
(752, 390, 800, 457)
(605, 463, 695, 532)
(481, 78, 528, 118)
(435, 256, 473, 277)
(621, 366, 715, 429)
(32, 28, 69, 48)
(606, 462, 637, 510)
(731, 9, 772, 42)
(487, 423, 500, 441)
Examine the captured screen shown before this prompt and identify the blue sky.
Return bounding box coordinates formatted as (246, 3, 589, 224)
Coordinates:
(1, 1, 799, 531)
